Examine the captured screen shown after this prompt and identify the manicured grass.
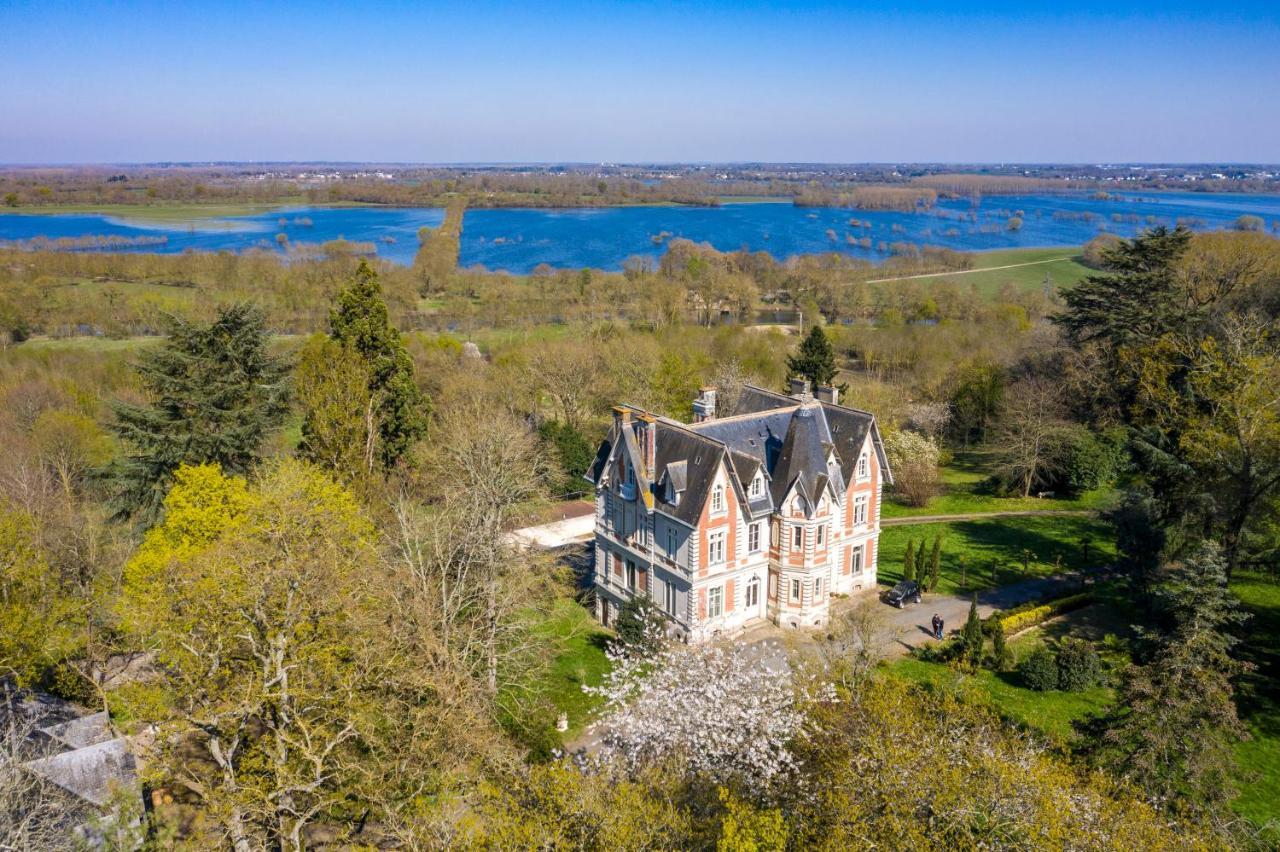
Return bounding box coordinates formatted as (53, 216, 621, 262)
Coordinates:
(877, 515, 1116, 595)
(890, 657, 1113, 744)
(531, 597, 613, 736)
(882, 449, 1117, 519)
(1230, 571, 1280, 828)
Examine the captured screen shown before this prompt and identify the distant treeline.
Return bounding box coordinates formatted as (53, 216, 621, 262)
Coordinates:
(0, 234, 169, 252)
(795, 185, 939, 211)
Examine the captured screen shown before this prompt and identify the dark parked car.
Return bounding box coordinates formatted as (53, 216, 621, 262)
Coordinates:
(885, 579, 922, 608)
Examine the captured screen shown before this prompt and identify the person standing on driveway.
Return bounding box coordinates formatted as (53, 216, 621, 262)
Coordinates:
(937, 616, 945, 640)
(931, 613, 942, 640)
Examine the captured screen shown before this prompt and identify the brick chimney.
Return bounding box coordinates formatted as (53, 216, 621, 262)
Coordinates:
(816, 385, 839, 405)
(637, 413, 657, 472)
(692, 386, 717, 422)
(788, 377, 811, 399)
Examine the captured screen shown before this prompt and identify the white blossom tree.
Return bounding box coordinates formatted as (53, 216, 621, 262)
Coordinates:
(583, 641, 806, 787)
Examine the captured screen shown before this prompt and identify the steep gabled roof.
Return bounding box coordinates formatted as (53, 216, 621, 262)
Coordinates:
(588, 383, 891, 526)
(768, 403, 838, 514)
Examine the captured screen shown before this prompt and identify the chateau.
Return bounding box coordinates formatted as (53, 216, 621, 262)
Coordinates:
(587, 379, 891, 641)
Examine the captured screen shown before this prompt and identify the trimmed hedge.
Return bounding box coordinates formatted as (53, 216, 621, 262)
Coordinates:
(998, 592, 1093, 635)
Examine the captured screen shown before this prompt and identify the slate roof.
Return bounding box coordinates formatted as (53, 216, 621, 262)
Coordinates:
(587, 385, 891, 524)
(39, 711, 112, 750)
(23, 738, 138, 809)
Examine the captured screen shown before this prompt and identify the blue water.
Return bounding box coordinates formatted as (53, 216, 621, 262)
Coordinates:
(2, 191, 1278, 273)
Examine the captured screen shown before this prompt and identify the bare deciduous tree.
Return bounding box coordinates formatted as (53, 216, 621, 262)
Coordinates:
(990, 378, 1069, 498)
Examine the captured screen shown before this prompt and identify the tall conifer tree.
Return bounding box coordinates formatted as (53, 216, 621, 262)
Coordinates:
(107, 303, 289, 523)
(326, 260, 428, 469)
(786, 325, 838, 389)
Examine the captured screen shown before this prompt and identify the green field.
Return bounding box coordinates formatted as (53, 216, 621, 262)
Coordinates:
(878, 514, 1116, 595)
(873, 246, 1093, 297)
(882, 451, 1117, 519)
(4, 199, 381, 225)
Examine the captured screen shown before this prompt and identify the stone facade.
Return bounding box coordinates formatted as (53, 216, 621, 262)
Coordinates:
(587, 381, 890, 641)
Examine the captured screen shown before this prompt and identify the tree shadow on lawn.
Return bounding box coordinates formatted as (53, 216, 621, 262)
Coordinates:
(1235, 580, 1280, 738)
(881, 516, 1113, 594)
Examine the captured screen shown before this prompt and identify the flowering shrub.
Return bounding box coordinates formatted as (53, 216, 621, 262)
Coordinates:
(584, 640, 805, 785)
(998, 592, 1093, 634)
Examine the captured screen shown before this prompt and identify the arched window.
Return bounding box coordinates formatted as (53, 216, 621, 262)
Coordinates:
(711, 483, 725, 514)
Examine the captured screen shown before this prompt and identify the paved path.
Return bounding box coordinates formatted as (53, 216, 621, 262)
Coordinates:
(865, 256, 1074, 284)
(739, 570, 1096, 659)
(882, 509, 1095, 527)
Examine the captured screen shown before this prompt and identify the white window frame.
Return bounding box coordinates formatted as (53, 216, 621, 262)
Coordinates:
(814, 577, 823, 599)
(626, 560, 637, 591)
(748, 522, 761, 553)
(708, 585, 724, 618)
(792, 525, 803, 549)
(790, 578, 801, 602)
(750, 474, 763, 498)
(666, 526, 677, 560)
(708, 531, 726, 566)
(851, 544, 865, 573)
(711, 483, 725, 515)
(816, 524, 825, 546)
(746, 576, 760, 608)
(664, 580, 678, 616)
(858, 451, 869, 480)
(854, 495, 868, 526)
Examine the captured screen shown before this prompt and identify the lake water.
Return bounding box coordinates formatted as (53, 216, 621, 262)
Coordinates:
(2, 191, 1278, 273)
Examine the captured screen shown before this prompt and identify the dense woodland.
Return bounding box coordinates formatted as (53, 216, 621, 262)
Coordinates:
(2, 221, 1280, 849)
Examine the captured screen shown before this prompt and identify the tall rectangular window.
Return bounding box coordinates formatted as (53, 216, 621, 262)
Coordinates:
(814, 577, 823, 599)
(664, 581, 678, 616)
(854, 495, 868, 526)
(708, 585, 724, 618)
(851, 544, 865, 574)
(792, 526, 803, 549)
(709, 531, 726, 566)
(667, 527, 677, 560)
(748, 523, 761, 553)
(816, 525, 825, 546)
(858, 452, 869, 480)
(790, 578, 801, 602)
(750, 475, 762, 498)
(711, 484, 725, 514)
(626, 560, 637, 591)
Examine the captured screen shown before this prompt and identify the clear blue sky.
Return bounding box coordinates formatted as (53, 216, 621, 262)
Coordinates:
(2, 0, 1277, 164)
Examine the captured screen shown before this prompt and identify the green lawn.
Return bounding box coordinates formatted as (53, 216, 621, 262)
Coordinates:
(878, 515, 1116, 595)
(530, 597, 613, 737)
(882, 450, 1117, 519)
(891, 658, 1113, 744)
(1230, 571, 1280, 829)
(878, 246, 1092, 297)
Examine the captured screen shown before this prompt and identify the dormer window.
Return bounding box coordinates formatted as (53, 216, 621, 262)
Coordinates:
(749, 474, 763, 499)
(711, 483, 725, 514)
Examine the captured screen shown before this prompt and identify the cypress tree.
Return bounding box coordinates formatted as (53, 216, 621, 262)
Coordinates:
(962, 594, 984, 666)
(327, 260, 429, 469)
(903, 539, 916, 582)
(107, 303, 289, 523)
(785, 324, 837, 389)
(928, 535, 942, 591)
(990, 617, 1011, 671)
